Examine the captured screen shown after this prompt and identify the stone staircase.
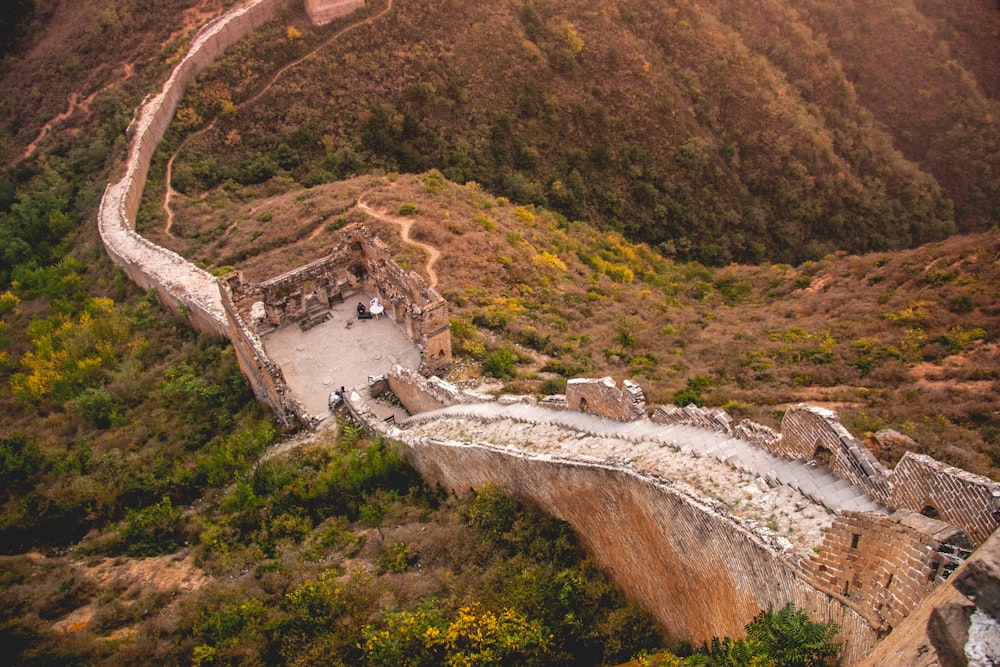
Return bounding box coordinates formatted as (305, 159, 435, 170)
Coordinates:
(401, 402, 886, 516)
(299, 295, 332, 331)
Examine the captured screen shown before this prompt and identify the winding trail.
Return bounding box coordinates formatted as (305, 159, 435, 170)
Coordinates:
(21, 93, 91, 160)
(162, 0, 395, 236)
(357, 200, 440, 289)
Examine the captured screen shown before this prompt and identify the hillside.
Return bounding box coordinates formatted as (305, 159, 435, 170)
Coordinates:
(147, 170, 1000, 480)
(0, 0, 998, 664)
(161, 0, 999, 265)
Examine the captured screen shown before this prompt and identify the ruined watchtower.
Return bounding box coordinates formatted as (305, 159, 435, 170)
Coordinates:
(219, 223, 451, 424)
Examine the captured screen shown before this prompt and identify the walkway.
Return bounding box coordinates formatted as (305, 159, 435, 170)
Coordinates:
(402, 402, 886, 517)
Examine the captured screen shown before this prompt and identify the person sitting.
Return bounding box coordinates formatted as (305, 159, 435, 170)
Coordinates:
(356, 302, 371, 319)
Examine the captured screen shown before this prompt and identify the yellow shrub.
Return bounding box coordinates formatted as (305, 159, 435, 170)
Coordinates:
(532, 251, 567, 273)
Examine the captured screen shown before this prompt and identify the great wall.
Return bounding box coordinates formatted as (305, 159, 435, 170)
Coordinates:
(96, 0, 1000, 663)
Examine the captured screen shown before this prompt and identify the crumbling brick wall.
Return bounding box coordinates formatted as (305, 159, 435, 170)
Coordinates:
(219, 274, 313, 425)
(217, 225, 453, 420)
(779, 404, 892, 504)
(565, 377, 646, 421)
(803, 510, 973, 631)
(651, 404, 733, 434)
(889, 452, 1000, 546)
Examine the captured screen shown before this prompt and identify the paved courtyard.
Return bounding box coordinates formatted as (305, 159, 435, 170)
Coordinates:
(260, 294, 422, 420)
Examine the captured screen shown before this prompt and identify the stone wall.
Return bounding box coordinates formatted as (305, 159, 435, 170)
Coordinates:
(386, 365, 495, 415)
(565, 377, 646, 421)
(219, 275, 313, 425)
(217, 224, 452, 420)
(304, 0, 365, 24)
(861, 528, 1000, 667)
(778, 404, 893, 504)
(97, 0, 283, 340)
(890, 452, 1000, 547)
(803, 510, 973, 631)
(651, 404, 733, 434)
(351, 420, 881, 664)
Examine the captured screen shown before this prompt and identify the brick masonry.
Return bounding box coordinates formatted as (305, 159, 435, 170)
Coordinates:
(890, 452, 1000, 546)
(777, 404, 893, 504)
(565, 377, 646, 421)
(803, 510, 973, 631)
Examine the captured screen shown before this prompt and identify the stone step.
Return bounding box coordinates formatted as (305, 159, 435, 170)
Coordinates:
(300, 310, 331, 331)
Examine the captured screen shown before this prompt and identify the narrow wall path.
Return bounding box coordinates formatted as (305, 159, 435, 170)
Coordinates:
(403, 402, 886, 517)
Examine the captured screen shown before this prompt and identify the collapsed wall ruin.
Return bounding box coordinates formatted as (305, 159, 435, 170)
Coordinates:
(220, 224, 451, 423)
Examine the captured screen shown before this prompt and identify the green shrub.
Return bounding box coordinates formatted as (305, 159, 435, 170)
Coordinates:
(119, 496, 182, 557)
(483, 346, 518, 380)
(948, 294, 974, 313)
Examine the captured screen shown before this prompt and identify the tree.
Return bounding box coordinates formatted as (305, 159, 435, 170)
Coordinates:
(703, 603, 840, 667)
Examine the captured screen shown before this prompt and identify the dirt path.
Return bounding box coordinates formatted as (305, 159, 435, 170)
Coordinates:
(21, 93, 92, 160)
(162, 0, 395, 236)
(357, 200, 441, 289)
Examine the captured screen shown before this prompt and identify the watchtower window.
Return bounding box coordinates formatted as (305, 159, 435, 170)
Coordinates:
(578, 397, 589, 413)
(850, 533, 860, 549)
(921, 505, 940, 519)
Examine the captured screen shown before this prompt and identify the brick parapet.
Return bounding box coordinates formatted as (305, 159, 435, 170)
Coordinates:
(889, 452, 1000, 546)
(780, 404, 893, 504)
(566, 377, 646, 421)
(651, 404, 733, 435)
(386, 365, 494, 415)
(219, 275, 314, 426)
(801, 510, 973, 631)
